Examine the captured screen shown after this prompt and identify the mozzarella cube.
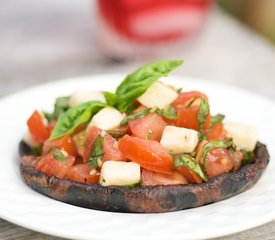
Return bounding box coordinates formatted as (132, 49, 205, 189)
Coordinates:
(224, 122, 258, 151)
(88, 107, 125, 131)
(69, 90, 105, 107)
(160, 126, 199, 154)
(22, 130, 35, 147)
(137, 81, 178, 109)
(100, 161, 141, 186)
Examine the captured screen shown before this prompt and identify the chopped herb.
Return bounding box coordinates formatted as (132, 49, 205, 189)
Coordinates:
(120, 108, 152, 126)
(52, 149, 67, 163)
(31, 144, 42, 156)
(201, 139, 233, 167)
(242, 150, 254, 166)
(174, 155, 208, 182)
(210, 114, 225, 127)
(43, 111, 54, 123)
(157, 105, 177, 120)
(106, 130, 125, 139)
(198, 131, 207, 142)
(88, 135, 104, 170)
(123, 182, 141, 189)
(177, 88, 182, 94)
(197, 98, 210, 131)
(147, 131, 153, 140)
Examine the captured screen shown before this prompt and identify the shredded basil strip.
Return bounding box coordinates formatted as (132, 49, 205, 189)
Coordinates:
(201, 139, 234, 167)
(88, 135, 104, 170)
(106, 130, 125, 139)
(31, 144, 42, 156)
(197, 98, 210, 131)
(104, 91, 119, 106)
(157, 105, 177, 120)
(210, 114, 225, 127)
(174, 155, 208, 182)
(242, 150, 254, 166)
(115, 60, 183, 112)
(52, 149, 67, 163)
(50, 101, 108, 140)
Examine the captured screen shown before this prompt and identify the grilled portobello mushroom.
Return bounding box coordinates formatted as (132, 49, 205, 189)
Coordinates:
(19, 140, 269, 213)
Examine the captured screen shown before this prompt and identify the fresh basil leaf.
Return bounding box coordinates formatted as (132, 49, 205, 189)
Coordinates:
(197, 98, 210, 131)
(104, 91, 119, 106)
(53, 96, 70, 120)
(115, 60, 183, 112)
(52, 149, 67, 163)
(242, 150, 254, 166)
(174, 155, 208, 182)
(50, 101, 108, 140)
(210, 114, 225, 127)
(43, 111, 54, 123)
(120, 108, 151, 126)
(201, 139, 233, 167)
(157, 105, 177, 120)
(88, 135, 104, 170)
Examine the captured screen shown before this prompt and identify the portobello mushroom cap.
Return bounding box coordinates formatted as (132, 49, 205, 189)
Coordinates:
(19, 141, 269, 213)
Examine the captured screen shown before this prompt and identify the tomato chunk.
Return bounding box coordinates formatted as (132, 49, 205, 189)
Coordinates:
(83, 126, 126, 162)
(43, 135, 77, 157)
(36, 151, 75, 179)
(118, 135, 173, 174)
(27, 110, 50, 144)
(172, 91, 208, 109)
(129, 113, 167, 141)
(178, 166, 202, 184)
(205, 123, 227, 141)
(176, 105, 210, 130)
(142, 169, 187, 186)
(66, 164, 99, 184)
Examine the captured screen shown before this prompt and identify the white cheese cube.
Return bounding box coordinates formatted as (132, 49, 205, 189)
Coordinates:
(224, 122, 258, 151)
(69, 90, 105, 107)
(137, 81, 178, 109)
(160, 126, 199, 154)
(22, 131, 35, 147)
(88, 107, 125, 131)
(100, 161, 141, 186)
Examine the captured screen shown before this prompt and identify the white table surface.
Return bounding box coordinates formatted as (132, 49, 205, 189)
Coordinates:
(0, 1, 275, 239)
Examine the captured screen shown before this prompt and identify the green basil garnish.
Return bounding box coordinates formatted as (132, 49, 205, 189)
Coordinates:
(50, 101, 108, 140)
(210, 114, 225, 127)
(53, 96, 70, 120)
(157, 105, 177, 120)
(197, 98, 210, 131)
(115, 60, 183, 112)
(31, 144, 42, 156)
(106, 130, 125, 139)
(52, 149, 67, 163)
(201, 139, 233, 167)
(88, 135, 104, 170)
(174, 155, 208, 182)
(104, 91, 119, 106)
(242, 150, 254, 166)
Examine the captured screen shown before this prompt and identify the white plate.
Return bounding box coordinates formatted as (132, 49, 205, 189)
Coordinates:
(0, 74, 274, 240)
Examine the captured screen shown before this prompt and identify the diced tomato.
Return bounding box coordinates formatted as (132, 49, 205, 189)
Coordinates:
(232, 150, 243, 171)
(205, 123, 227, 141)
(176, 105, 210, 130)
(66, 164, 99, 184)
(118, 135, 173, 174)
(142, 169, 187, 186)
(83, 126, 126, 162)
(204, 148, 234, 179)
(48, 120, 56, 134)
(27, 110, 50, 144)
(178, 166, 202, 184)
(172, 91, 208, 109)
(20, 155, 37, 168)
(163, 118, 177, 126)
(129, 113, 167, 141)
(36, 151, 75, 179)
(43, 135, 77, 157)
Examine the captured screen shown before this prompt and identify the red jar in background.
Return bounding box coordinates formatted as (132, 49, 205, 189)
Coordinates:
(97, 0, 212, 60)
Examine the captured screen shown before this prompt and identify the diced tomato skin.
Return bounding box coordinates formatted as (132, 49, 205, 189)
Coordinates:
(118, 135, 173, 174)
(163, 118, 177, 126)
(27, 110, 50, 144)
(42, 135, 77, 157)
(20, 155, 38, 168)
(176, 105, 210, 130)
(205, 123, 227, 141)
(204, 148, 234, 179)
(172, 91, 208, 109)
(142, 169, 187, 186)
(129, 113, 167, 141)
(36, 151, 75, 179)
(83, 126, 126, 163)
(65, 164, 99, 184)
(178, 166, 202, 184)
(232, 150, 243, 171)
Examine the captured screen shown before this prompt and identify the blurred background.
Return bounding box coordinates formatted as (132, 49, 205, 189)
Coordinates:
(0, 0, 275, 239)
